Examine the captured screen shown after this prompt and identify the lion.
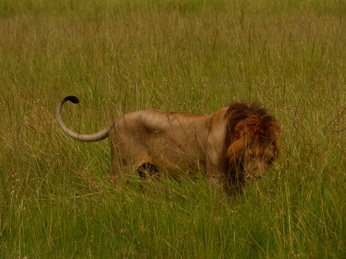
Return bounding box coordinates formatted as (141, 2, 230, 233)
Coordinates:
(57, 96, 281, 193)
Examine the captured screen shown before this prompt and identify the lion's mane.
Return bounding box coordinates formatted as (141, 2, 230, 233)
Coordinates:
(221, 102, 281, 185)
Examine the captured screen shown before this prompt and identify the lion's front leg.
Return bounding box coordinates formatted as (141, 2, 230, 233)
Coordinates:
(205, 151, 240, 195)
(205, 174, 228, 192)
(205, 158, 229, 193)
(205, 173, 244, 195)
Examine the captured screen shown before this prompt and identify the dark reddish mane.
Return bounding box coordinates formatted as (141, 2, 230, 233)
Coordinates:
(225, 102, 279, 142)
(221, 102, 281, 185)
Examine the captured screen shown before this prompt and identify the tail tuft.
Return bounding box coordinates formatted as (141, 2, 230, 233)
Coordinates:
(64, 96, 80, 104)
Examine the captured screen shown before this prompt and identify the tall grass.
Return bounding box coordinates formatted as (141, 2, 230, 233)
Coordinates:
(0, 0, 345, 257)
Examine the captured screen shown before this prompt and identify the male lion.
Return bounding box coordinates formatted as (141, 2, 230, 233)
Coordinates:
(57, 96, 281, 193)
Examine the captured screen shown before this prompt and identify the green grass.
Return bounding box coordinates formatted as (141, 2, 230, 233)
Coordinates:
(0, 0, 345, 257)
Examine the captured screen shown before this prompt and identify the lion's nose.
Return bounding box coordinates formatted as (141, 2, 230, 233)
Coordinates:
(252, 165, 266, 177)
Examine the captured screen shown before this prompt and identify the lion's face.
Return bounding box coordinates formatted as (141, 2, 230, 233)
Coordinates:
(242, 142, 278, 180)
(225, 107, 281, 182)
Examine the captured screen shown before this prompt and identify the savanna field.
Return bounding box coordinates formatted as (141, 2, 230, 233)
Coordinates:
(0, 0, 345, 257)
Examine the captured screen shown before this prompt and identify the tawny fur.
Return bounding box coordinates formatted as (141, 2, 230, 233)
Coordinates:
(57, 96, 281, 193)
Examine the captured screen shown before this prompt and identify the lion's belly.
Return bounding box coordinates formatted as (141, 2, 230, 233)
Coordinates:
(116, 132, 207, 175)
(148, 138, 207, 176)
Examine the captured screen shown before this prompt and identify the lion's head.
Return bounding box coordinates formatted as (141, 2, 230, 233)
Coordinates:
(223, 102, 281, 182)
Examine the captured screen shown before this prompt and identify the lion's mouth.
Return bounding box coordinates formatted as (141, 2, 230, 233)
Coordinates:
(245, 175, 262, 181)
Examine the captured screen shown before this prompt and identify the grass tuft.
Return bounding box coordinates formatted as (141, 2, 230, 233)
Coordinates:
(1, 0, 345, 257)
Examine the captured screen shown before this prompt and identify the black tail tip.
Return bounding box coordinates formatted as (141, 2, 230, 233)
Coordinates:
(64, 96, 80, 104)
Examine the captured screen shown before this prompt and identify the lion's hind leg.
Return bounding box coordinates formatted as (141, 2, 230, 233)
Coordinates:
(137, 162, 161, 180)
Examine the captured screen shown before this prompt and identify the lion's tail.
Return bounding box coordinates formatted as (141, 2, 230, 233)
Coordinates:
(57, 96, 113, 142)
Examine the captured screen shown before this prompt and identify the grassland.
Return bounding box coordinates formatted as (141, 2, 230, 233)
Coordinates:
(0, 0, 345, 257)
